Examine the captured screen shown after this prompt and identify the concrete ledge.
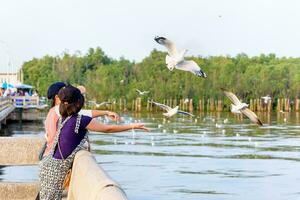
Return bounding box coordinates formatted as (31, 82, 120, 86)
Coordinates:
(0, 138, 128, 200)
(0, 137, 45, 165)
(0, 182, 39, 200)
(68, 150, 128, 200)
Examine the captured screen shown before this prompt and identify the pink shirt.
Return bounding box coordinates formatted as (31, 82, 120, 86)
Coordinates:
(43, 107, 59, 156)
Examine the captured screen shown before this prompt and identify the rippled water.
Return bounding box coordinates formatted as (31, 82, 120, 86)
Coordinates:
(1, 112, 300, 200)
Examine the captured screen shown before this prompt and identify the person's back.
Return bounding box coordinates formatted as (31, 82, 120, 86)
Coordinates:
(53, 113, 92, 159)
(43, 106, 59, 156)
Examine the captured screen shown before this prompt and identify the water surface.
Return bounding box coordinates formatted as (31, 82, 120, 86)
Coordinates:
(1, 112, 300, 200)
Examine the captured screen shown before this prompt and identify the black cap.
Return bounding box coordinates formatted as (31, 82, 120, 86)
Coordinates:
(58, 85, 82, 104)
(47, 82, 66, 99)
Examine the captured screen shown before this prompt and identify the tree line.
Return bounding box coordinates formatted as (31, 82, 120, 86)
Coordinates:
(21, 47, 300, 106)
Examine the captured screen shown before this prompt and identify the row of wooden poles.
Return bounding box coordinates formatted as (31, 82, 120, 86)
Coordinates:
(90, 98, 300, 112)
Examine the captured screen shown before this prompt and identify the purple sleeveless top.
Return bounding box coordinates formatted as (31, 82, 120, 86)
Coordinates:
(53, 114, 92, 159)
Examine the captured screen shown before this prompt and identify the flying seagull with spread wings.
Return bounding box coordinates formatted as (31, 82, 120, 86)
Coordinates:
(149, 100, 194, 118)
(154, 36, 207, 78)
(136, 89, 150, 96)
(261, 95, 271, 104)
(221, 88, 263, 126)
(89, 101, 112, 108)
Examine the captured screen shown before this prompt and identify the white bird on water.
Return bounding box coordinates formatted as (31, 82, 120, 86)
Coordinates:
(222, 88, 263, 126)
(261, 95, 271, 104)
(149, 100, 194, 118)
(154, 36, 207, 78)
(136, 89, 150, 96)
(89, 101, 111, 108)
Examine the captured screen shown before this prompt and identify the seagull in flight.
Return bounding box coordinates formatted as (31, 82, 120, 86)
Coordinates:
(221, 88, 263, 126)
(149, 100, 194, 118)
(89, 101, 112, 108)
(261, 95, 271, 104)
(154, 36, 207, 78)
(136, 89, 150, 96)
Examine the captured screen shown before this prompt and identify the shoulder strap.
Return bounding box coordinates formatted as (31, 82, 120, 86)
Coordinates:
(57, 138, 65, 161)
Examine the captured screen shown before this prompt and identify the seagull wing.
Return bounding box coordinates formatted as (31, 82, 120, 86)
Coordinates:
(136, 89, 142, 94)
(178, 110, 194, 117)
(154, 36, 178, 56)
(99, 102, 111, 106)
(221, 88, 242, 105)
(151, 101, 172, 112)
(241, 108, 263, 126)
(176, 60, 207, 78)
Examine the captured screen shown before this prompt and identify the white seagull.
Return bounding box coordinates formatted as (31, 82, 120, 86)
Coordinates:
(222, 88, 263, 126)
(261, 95, 271, 104)
(136, 89, 150, 96)
(89, 101, 112, 108)
(149, 100, 194, 118)
(154, 36, 207, 78)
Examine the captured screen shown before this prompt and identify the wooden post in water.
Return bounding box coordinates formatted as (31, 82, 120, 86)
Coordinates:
(131, 100, 135, 111)
(249, 99, 253, 111)
(146, 100, 150, 112)
(284, 98, 288, 112)
(295, 99, 300, 112)
(256, 99, 260, 111)
(217, 99, 222, 112)
(277, 98, 281, 112)
(206, 99, 210, 112)
(287, 98, 290, 112)
(123, 99, 127, 111)
(211, 98, 215, 111)
(139, 98, 142, 112)
(189, 99, 193, 113)
(267, 100, 272, 112)
(182, 99, 186, 111)
(254, 99, 258, 111)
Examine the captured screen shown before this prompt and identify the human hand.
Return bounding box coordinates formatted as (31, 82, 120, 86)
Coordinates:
(106, 111, 120, 123)
(132, 124, 150, 132)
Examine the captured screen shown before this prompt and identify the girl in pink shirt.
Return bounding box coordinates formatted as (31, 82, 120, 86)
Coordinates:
(41, 82, 120, 158)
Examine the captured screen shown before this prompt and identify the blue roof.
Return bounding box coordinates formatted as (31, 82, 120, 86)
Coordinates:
(14, 83, 33, 89)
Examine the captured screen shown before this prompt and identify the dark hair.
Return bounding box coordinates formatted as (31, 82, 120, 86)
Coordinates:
(58, 85, 84, 118)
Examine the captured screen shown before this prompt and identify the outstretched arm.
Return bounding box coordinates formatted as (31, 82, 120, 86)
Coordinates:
(80, 109, 120, 122)
(86, 119, 149, 133)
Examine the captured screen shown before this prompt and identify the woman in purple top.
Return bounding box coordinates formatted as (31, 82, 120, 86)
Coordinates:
(38, 85, 148, 200)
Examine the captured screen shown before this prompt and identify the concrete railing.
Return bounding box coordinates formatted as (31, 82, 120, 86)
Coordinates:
(67, 150, 128, 200)
(0, 137, 128, 200)
(0, 137, 45, 165)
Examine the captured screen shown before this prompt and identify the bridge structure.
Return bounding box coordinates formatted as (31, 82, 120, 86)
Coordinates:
(0, 96, 47, 129)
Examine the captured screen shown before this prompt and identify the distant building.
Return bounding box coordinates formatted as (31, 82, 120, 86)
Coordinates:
(0, 70, 23, 85)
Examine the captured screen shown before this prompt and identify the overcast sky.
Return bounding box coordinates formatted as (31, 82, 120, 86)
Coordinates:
(0, 0, 300, 72)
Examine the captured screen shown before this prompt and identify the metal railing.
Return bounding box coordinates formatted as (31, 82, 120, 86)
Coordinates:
(9, 96, 47, 109)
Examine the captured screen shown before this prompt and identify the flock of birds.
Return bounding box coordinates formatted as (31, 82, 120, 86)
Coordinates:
(153, 36, 266, 126)
(92, 36, 275, 126)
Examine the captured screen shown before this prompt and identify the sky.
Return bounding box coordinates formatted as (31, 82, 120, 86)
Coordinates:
(1, 0, 300, 72)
